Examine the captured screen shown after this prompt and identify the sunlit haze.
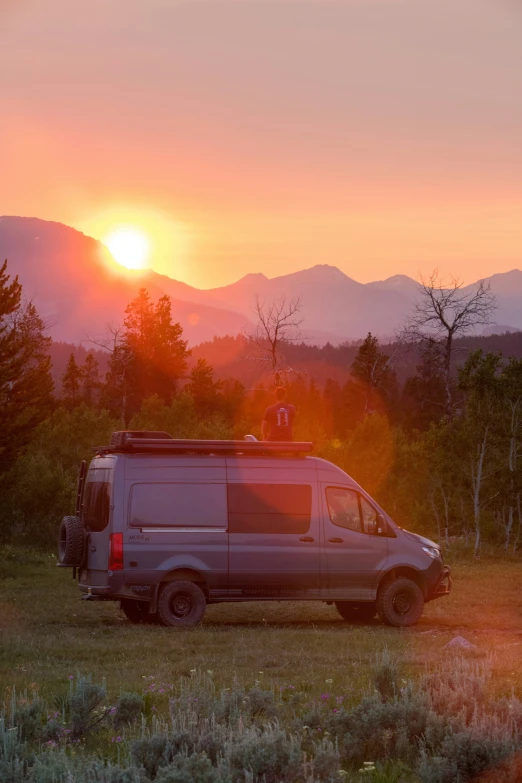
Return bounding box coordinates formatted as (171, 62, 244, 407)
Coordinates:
(1, 0, 521, 288)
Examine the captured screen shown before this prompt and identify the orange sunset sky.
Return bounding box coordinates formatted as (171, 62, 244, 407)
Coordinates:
(1, 0, 521, 289)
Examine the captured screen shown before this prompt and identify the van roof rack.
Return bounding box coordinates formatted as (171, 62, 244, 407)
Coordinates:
(96, 432, 313, 457)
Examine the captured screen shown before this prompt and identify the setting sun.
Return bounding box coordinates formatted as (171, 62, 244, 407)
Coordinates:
(104, 226, 151, 270)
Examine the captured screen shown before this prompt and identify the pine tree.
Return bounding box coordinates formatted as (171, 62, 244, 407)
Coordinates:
(123, 289, 190, 408)
(101, 289, 191, 421)
(186, 358, 222, 414)
(0, 260, 54, 473)
(351, 332, 394, 413)
(61, 353, 82, 408)
(80, 353, 100, 406)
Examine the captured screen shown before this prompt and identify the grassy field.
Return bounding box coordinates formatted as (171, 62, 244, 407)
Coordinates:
(2, 547, 522, 781)
(1, 546, 521, 702)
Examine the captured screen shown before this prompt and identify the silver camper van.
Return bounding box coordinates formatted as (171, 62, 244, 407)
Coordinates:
(58, 431, 451, 628)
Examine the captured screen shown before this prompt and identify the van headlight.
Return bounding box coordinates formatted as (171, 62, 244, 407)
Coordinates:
(422, 545, 441, 560)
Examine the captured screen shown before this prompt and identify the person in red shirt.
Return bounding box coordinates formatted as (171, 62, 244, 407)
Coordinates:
(261, 387, 296, 441)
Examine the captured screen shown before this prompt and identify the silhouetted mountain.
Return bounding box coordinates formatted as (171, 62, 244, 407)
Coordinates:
(2, 216, 522, 347)
(0, 216, 251, 345)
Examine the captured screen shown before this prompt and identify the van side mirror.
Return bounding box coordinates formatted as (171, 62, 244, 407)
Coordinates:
(377, 513, 392, 537)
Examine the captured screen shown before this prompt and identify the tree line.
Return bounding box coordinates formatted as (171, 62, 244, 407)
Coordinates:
(0, 257, 520, 554)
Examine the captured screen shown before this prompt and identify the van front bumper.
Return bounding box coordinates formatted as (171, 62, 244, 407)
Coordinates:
(426, 564, 452, 601)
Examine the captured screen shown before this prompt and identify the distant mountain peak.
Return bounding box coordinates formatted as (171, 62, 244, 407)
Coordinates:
(236, 272, 269, 283)
(382, 274, 417, 285)
(283, 264, 353, 284)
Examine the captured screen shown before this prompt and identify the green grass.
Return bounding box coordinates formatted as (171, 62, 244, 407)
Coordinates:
(1, 546, 522, 703)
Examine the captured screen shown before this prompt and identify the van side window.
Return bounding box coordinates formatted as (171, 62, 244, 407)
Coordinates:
(228, 484, 311, 534)
(82, 482, 111, 532)
(326, 487, 361, 533)
(360, 496, 379, 536)
(129, 483, 227, 529)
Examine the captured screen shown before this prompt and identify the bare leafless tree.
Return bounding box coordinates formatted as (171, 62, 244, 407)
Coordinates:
(401, 271, 497, 418)
(249, 295, 304, 384)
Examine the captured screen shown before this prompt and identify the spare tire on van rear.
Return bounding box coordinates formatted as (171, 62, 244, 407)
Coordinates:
(58, 515, 84, 566)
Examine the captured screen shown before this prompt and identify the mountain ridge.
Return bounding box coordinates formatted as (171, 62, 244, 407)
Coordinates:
(1, 216, 521, 346)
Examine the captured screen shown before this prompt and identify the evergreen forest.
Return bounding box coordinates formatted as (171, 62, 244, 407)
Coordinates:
(1, 258, 522, 555)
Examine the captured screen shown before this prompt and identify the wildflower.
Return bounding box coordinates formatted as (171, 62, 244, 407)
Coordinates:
(320, 693, 330, 700)
(338, 772, 349, 778)
(336, 696, 344, 704)
(190, 669, 196, 673)
(259, 671, 263, 674)
(111, 735, 123, 743)
(207, 670, 213, 675)
(325, 679, 333, 684)
(68, 675, 74, 681)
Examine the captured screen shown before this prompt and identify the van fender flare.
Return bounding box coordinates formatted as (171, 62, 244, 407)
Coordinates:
(150, 561, 209, 613)
(375, 565, 427, 599)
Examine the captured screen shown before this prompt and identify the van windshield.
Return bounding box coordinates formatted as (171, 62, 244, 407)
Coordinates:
(82, 482, 111, 532)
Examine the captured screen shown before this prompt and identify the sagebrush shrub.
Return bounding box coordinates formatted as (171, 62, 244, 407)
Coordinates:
(324, 691, 444, 766)
(422, 658, 488, 723)
(226, 723, 302, 782)
(69, 676, 109, 738)
(154, 752, 225, 783)
(372, 649, 400, 703)
(0, 656, 521, 783)
(130, 734, 174, 778)
(114, 693, 145, 730)
(12, 699, 44, 742)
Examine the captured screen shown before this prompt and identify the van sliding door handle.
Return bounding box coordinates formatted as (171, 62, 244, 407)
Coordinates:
(299, 536, 315, 543)
(328, 537, 344, 544)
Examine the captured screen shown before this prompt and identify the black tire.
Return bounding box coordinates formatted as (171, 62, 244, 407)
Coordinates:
(58, 515, 84, 566)
(157, 581, 206, 628)
(335, 601, 377, 623)
(377, 577, 424, 627)
(120, 599, 157, 625)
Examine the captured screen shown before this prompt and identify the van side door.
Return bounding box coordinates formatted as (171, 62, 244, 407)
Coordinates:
(320, 485, 388, 600)
(227, 479, 320, 598)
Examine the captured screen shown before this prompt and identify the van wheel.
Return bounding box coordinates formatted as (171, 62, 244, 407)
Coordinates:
(58, 515, 84, 566)
(335, 601, 376, 623)
(377, 577, 424, 627)
(157, 581, 206, 628)
(120, 599, 157, 625)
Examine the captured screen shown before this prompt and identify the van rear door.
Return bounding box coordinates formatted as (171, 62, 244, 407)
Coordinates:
(81, 466, 113, 589)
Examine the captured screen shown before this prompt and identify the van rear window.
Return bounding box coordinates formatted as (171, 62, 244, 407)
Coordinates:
(82, 482, 111, 532)
(228, 484, 311, 534)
